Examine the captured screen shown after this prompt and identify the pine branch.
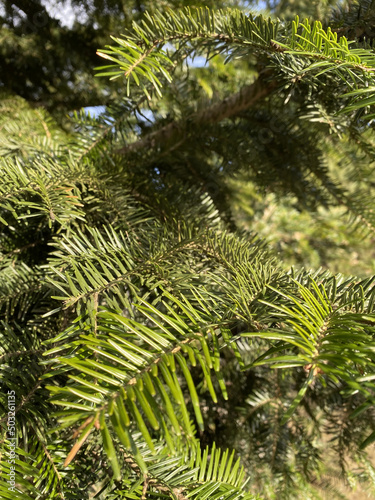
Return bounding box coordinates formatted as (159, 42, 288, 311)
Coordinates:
(0, 366, 51, 424)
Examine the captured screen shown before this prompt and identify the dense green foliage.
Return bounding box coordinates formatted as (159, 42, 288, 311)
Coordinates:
(1, 1, 375, 499)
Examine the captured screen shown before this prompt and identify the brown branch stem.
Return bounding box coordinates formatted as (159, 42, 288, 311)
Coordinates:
(116, 72, 277, 156)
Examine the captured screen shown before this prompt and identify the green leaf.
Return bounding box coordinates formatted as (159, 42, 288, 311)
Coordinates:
(281, 369, 315, 425)
(100, 411, 121, 481)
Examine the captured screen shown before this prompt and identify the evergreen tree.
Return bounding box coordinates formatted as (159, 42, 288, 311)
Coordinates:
(1, 1, 375, 499)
